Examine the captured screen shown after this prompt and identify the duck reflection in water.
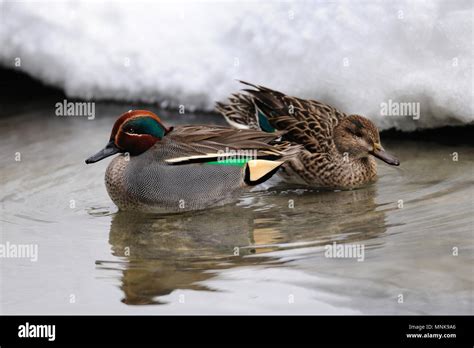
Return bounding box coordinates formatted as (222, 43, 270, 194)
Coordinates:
(100, 184, 388, 305)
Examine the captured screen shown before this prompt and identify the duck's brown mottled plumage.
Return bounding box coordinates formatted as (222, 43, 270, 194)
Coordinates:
(216, 81, 399, 189)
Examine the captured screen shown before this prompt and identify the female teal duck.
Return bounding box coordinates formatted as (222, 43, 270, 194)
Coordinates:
(216, 81, 400, 189)
(85, 110, 299, 213)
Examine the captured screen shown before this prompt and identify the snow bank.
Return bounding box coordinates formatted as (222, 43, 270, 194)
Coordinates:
(0, 0, 472, 130)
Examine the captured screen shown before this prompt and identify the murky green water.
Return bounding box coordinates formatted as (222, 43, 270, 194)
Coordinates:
(1, 102, 473, 314)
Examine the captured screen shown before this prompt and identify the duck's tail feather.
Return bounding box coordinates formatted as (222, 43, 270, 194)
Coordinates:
(216, 81, 290, 134)
(215, 93, 259, 130)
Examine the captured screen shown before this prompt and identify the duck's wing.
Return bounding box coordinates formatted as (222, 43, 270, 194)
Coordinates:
(217, 81, 348, 153)
(163, 125, 301, 165)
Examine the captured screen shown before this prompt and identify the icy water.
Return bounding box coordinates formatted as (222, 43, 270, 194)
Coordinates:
(0, 102, 473, 314)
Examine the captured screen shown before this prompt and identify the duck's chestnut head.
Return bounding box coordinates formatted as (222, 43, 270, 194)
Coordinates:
(85, 110, 172, 164)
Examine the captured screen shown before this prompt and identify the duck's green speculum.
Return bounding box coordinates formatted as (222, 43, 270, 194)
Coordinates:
(206, 158, 250, 167)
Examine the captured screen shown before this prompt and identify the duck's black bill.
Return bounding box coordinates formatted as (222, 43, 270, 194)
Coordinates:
(85, 141, 120, 164)
(371, 147, 400, 166)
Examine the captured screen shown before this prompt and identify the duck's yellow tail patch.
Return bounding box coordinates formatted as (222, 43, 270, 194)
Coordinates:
(244, 160, 283, 186)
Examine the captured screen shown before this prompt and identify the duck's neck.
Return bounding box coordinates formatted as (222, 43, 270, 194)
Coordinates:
(344, 155, 377, 188)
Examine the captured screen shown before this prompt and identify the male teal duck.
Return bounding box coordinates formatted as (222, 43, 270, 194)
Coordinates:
(85, 110, 299, 213)
(216, 81, 400, 190)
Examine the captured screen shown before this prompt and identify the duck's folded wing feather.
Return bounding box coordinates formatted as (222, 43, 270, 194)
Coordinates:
(163, 125, 300, 165)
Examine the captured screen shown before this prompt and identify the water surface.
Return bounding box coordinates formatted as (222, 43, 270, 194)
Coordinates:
(1, 102, 472, 314)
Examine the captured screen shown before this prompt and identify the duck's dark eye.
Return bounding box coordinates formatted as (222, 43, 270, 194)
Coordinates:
(127, 127, 135, 134)
(346, 127, 363, 137)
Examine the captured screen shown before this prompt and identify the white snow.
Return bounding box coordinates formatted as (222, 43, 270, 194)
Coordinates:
(0, 0, 472, 130)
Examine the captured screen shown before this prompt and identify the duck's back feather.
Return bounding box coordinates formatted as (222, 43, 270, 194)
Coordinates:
(216, 81, 348, 154)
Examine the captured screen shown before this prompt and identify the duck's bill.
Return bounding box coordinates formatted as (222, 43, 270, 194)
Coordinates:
(85, 141, 120, 164)
(370, 147, 400, 166)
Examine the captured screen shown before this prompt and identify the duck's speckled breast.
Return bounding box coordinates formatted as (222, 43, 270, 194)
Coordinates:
(105, 155, 138, 211)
